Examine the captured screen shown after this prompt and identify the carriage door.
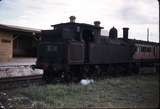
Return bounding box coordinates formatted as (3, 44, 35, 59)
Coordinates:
(82, 29, 94, 63)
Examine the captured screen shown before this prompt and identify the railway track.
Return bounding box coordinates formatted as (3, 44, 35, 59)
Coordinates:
(0, 66, 157, 90)
(0, 75, 43, 90)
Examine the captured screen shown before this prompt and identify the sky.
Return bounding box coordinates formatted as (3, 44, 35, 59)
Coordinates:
(0, 0, 159, 42)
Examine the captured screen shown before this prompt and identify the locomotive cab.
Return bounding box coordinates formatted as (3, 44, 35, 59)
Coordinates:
(52, 22, 102, 42)
(36, 29, 65, 70)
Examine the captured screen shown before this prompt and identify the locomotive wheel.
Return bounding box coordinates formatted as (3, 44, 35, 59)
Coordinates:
(107, 65, 116, 75)
(43, 70, 53, 83)
(60, 71, 74, 83)
(132, 64, 140, 74)
(118, 64, 128, 75)
(155, 64, 160, 73)
(42, 71, 47, 81)
(70, 66, 82, 82)
(83, 65, 90, 77)
(94, 65, 102, 79)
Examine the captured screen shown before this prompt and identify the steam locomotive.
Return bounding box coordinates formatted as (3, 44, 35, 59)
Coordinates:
(36, 16, 160, 82)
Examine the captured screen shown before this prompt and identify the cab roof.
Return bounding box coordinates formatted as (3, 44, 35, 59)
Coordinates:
(51, 22, 104, 30)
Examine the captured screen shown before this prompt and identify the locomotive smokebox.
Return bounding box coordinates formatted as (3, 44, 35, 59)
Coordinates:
(123, 27, 129, 40)
(94, 21, 101, 27)
(69, 16, 76, 23)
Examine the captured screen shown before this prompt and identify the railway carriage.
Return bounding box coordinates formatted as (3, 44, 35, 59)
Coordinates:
(131, 40, 160, 69)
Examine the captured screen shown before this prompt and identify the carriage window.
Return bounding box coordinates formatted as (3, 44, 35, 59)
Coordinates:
(147, 47, 151, 52)
(153, 46, 156, 56)
(136, 46, 140, 52)
(140, 46, 151, 52)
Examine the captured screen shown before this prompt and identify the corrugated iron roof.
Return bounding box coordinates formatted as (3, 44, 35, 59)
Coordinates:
(0, 24, 41, 33)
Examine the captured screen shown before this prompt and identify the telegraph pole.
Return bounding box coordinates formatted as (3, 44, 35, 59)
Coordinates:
(158, 0, 160, 43)
(147, 28, 149, 42)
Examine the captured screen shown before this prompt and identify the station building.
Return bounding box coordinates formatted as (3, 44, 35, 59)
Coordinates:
(0, 24, 41, 62)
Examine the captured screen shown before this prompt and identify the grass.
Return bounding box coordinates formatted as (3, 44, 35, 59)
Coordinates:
(3, 73, 160, 108)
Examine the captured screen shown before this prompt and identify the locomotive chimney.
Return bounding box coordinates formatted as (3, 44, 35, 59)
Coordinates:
(69, 16, 76, 23)
(94, 21, 101, 27)
(123, 27, 129, 40)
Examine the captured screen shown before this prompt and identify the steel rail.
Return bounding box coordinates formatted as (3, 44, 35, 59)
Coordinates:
(0, 75, 43, 90)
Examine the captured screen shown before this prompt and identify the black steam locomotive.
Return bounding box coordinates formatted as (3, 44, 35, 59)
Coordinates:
(36, 16, 159, 82)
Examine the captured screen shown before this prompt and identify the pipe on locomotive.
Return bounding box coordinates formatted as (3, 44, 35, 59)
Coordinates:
(69, 16, 76, 23)
(94, 21, 101, 27)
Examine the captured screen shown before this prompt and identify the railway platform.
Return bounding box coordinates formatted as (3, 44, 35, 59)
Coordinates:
(0, 58, 36, 66)
(0, 58, 43, 78)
